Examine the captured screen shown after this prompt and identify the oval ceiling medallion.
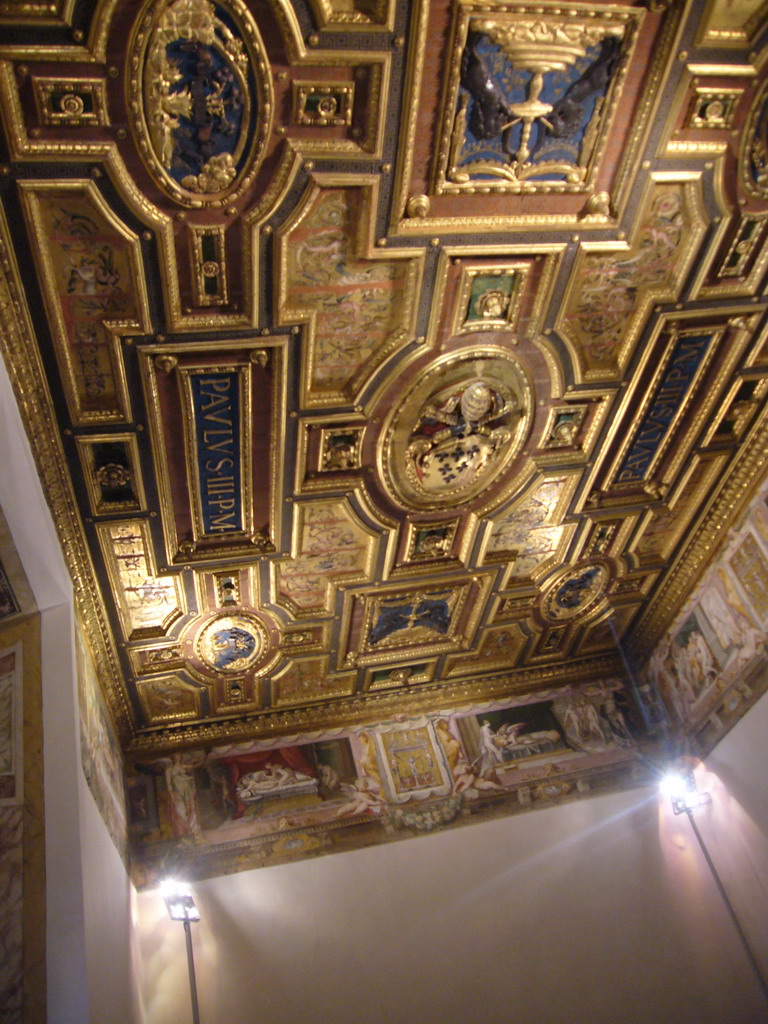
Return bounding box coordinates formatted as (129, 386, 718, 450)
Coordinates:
(129, 0, 272, 206)
(196, 612, 269, 674)
(541, 563, 609, 623)
(381, 349, 533, 511)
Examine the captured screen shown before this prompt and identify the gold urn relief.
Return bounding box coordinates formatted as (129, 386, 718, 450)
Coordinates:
(380, 350, 533, 511)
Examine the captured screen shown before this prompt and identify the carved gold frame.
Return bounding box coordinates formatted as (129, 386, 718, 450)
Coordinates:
(18, 179, 151, 425)
(275, 174, 424, 409)
(136, 673, 202, 726)
(76, 432, 146, 516)
(140, 338, 286, 565)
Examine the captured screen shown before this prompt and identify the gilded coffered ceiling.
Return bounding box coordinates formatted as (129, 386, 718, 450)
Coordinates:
(3, 0, 768, 881)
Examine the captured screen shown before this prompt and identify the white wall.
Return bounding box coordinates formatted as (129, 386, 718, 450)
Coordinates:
(0, 356, 143, 1024)
(134, 715, 768, 1024)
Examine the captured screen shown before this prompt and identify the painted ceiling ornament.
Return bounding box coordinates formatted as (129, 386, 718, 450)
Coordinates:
(439, 8, 635, 192)
(541, 563, 610, 623)
(196, 612, 269, 673)
(381, 351, 532, 510)
(742, 78, 768, 199)
(129, 0, 272, 206)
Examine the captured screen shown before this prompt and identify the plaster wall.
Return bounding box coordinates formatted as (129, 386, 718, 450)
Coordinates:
(0, 356, 142, 1024)
(134, 706, 768, 1024)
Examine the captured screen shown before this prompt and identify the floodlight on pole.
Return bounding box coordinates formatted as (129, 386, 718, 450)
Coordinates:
(660, 768, 768, 1004)
(161, 880, 201, 1024)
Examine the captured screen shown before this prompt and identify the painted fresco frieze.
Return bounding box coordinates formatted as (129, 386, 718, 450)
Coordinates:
(646, 482, 768, 747)
(127, 684, 637, 881)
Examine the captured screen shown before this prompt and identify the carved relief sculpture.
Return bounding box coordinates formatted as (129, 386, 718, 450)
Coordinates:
(437, 7, 637, 193)
(382, 351, 532, 511)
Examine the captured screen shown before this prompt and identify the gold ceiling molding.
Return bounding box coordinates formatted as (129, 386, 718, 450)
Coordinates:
(18, 179, 152, 425)
(139, 337, 287, 565)
(556, 175, 709, 382)
(275, 175, 424, 408)
(0, 205, 130, 737)
(391, 0, 686, 234)
(694, 0, 768, 47)
(3, 0, 768, 874)
(378, 349, 534, 513)
(127, 0, 274, 210)
(631, 406, 768, 654)
(271, 496, 384, 618)
(0, 0, 117, 61)
(307, 0, 394, 31)
(125, 652, 623, 756)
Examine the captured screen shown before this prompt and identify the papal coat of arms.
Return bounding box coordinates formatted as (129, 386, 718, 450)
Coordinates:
(382, 351, 532, 510)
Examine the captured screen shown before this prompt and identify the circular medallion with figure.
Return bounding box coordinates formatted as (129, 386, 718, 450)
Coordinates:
(541, 563, 609, 623)
(197, 613, 269, 673)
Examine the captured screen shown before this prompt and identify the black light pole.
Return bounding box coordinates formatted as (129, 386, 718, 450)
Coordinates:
(182, 915, 201, 1024)
(663, 770, 768, 1004)
(162, 880, 202, 1024)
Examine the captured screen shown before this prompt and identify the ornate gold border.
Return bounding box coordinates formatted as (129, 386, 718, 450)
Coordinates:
(363, 658, 437, 691)
(293, 81, 353, 127)
(96, 518, 185, 641)
(339, 573, 493, 668)
(307, 0, 394, 31)
(451, 262, 528, 337)
(126, 0, 275, 210)
(274, 174, 424, 409)
(125, 651, 623, 754)
(18, 179, 150, 425)
(632, 405, 768, 652)
(432, 1, 642, 198)
(271, 655, 356, 707)
(188, 226, 229, 308)
(75, 432, 146, 516)
(0, 202, 131, 736)
(178, 363, 255, 544)
(136, 673, 202, 725)
(140, 338, 286, 565)
(694, 0, 768, 47)
(404, 519, 459, 564)
(270, 494, 384, 620)
(556, 173, 709, 384)
(32, 76, 109, 126)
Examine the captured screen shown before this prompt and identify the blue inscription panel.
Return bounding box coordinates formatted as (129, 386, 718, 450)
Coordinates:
(616, 333, 712, 484)
(191, 372, 243, 534)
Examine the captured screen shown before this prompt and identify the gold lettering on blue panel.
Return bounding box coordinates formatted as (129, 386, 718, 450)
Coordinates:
(186, 369, 248, 538)
(615, 334, 712, 484)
